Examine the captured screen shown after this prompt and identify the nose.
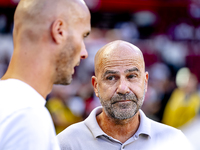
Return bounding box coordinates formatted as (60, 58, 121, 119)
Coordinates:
(80, 44, 88, 59)
(116, 77, 130, 95)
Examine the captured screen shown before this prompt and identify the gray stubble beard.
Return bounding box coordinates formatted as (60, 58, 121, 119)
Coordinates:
(98, 86, 145, 121)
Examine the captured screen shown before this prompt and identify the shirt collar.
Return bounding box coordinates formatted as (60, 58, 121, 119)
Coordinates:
(84, 106, 151, 139)
(135, 109, 152, 139)
(84, 106, 105, 138)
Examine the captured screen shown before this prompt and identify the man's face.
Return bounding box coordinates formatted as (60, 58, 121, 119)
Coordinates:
(93, 45, 148, 120)
(54, 8, 91, 85)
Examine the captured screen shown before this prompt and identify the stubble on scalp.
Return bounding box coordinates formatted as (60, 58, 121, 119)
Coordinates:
(13, 0, 89, 45)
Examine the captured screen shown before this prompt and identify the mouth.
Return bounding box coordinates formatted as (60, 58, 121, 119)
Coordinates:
(72, 62, 80, 74)
(112, 100, 132, 104)
(75, 62, 80, 67)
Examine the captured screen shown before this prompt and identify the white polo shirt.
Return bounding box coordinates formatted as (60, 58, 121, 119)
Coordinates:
(0, 79, 60, 150)
(57, 106, 193, 150)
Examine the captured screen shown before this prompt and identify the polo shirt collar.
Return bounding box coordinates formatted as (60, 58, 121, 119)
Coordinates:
(135, 109, 152, 139)
(84, 106, 151, 139)
(84, 106, 105, 138)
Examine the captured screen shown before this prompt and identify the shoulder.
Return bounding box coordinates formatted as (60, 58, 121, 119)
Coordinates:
(139, 110, 183, 137)
(57, 121, 89, 149)
(139, 110, 192, 149)
(57, 121, 88, 140)
(57, 106, 102, 139)
(148, 118, 193, 149)
(0, 79, 47, 121)
(0, 107, 59, 150)
(150, 118, 179, 131)
(149, 118, 184, 137)
(1, 107, 55, 137)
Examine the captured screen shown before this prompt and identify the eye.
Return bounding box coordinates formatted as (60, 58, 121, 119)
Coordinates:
(127, 74, 136, 79)
(106, 76, 115, 80)
(83, 32, 89, 38)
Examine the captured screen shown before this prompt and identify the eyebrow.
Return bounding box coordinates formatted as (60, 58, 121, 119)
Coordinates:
(124, 67, 140, 73)
(103, 70, 119, 78)
(103, 67, 140, 77)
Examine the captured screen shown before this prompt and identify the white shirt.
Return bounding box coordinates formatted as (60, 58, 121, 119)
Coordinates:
(0, 79, 60, 150)
(57, 106, 193, 150)
(182, 117, 200, 150)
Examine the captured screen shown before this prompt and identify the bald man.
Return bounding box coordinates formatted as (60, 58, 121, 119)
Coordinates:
(0, 0, 90, 149)
(57, 40, 193, 150)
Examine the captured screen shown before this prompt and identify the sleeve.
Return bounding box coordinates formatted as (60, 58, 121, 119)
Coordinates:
(0, 107, 60, 150)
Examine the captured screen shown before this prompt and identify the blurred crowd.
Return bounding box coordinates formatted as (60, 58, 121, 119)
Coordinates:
(0, 0, 200, 149)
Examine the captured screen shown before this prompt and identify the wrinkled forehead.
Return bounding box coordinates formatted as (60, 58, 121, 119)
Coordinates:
(96, 42, 145, 74)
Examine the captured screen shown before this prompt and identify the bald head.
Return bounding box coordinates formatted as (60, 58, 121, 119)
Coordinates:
(13, 0, 90, 45)
(94, 40, 145, 76)
(3, 0, 91, 96)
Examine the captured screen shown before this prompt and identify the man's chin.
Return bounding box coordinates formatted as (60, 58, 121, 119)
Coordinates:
(54, 77, 72, 85)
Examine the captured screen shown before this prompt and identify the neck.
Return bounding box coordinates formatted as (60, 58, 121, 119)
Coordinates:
(1, 48, 54, 99)
(96, 110, 140, 143)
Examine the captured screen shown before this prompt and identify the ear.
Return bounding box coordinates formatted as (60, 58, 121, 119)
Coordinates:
(145, 71, 149, 92)
(91, 76, 99, 97)
(51, 19, 67, 44)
